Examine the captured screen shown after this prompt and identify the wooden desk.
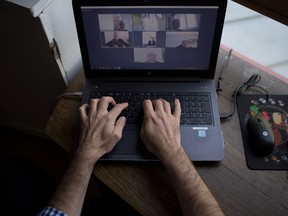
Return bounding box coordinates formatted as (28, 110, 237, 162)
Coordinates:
(45, 48, 288, 215)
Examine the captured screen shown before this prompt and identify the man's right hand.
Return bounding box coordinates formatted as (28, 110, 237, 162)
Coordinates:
(140, 98, 182, 161)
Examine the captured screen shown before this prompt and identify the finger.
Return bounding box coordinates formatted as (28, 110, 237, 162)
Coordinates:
(160, 99, 171, 113)
(173, 98, 181, 118)
(143, 100, 154, 115)
(152, 99, 164, 112)
(109, 102, 129, 118)
(89, 99, 99, 113)
(113, 116, 127, 140)
(97, 96, 116, 111)
(79, 103, 89, 121)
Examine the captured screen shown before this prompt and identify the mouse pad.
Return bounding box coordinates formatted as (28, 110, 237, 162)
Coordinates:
(236, 94, 288, 170)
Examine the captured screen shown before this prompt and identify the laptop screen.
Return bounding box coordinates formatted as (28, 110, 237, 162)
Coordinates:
(73, 1, 226, 78)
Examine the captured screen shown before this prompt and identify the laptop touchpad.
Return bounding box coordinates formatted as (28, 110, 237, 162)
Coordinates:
(103, 128, 156, 160)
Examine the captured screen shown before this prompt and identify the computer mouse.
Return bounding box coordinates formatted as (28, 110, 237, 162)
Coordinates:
(246, 115, 275, 157)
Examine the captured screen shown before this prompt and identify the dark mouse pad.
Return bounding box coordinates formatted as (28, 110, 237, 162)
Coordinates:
(236, 94, 288, 170)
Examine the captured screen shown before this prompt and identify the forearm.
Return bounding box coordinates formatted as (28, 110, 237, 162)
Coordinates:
(161, 147, 224, 216)
(46, 97, 127, 215)
(49, 151, 97, 216)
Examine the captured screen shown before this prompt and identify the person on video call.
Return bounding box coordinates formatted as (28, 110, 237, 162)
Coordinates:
(171, 18, 181, 31)
(142, 14, 162, 31)
(105, 32, 129, 48)
(145, 51, 160, 63)
(116, 20, 128, 31)
(177, 40, 188, 48)
(38, 96, 224, 216)
(147, 36, 156, 47)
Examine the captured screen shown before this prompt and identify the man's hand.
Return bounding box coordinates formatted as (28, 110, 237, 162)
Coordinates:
(140, 98, 182, 161)
(78, 96, 128, 163)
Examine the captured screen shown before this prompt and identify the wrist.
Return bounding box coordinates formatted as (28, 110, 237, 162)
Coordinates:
(74, 147, 102, 169)
(158, 143, 184, 164)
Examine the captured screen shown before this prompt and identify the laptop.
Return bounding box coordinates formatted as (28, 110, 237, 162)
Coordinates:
(72, 0, 226, 161)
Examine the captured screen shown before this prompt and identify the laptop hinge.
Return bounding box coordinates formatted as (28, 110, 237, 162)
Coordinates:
(98, 77, 201, 83)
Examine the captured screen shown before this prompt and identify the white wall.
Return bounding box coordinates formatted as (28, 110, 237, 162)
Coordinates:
(35, 0, 83, 84)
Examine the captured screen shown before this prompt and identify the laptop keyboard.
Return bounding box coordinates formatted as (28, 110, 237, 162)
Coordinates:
(89, 92, 213, 126)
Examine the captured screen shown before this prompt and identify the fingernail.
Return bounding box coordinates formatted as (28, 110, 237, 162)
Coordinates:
(119, 116, 126, 123)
